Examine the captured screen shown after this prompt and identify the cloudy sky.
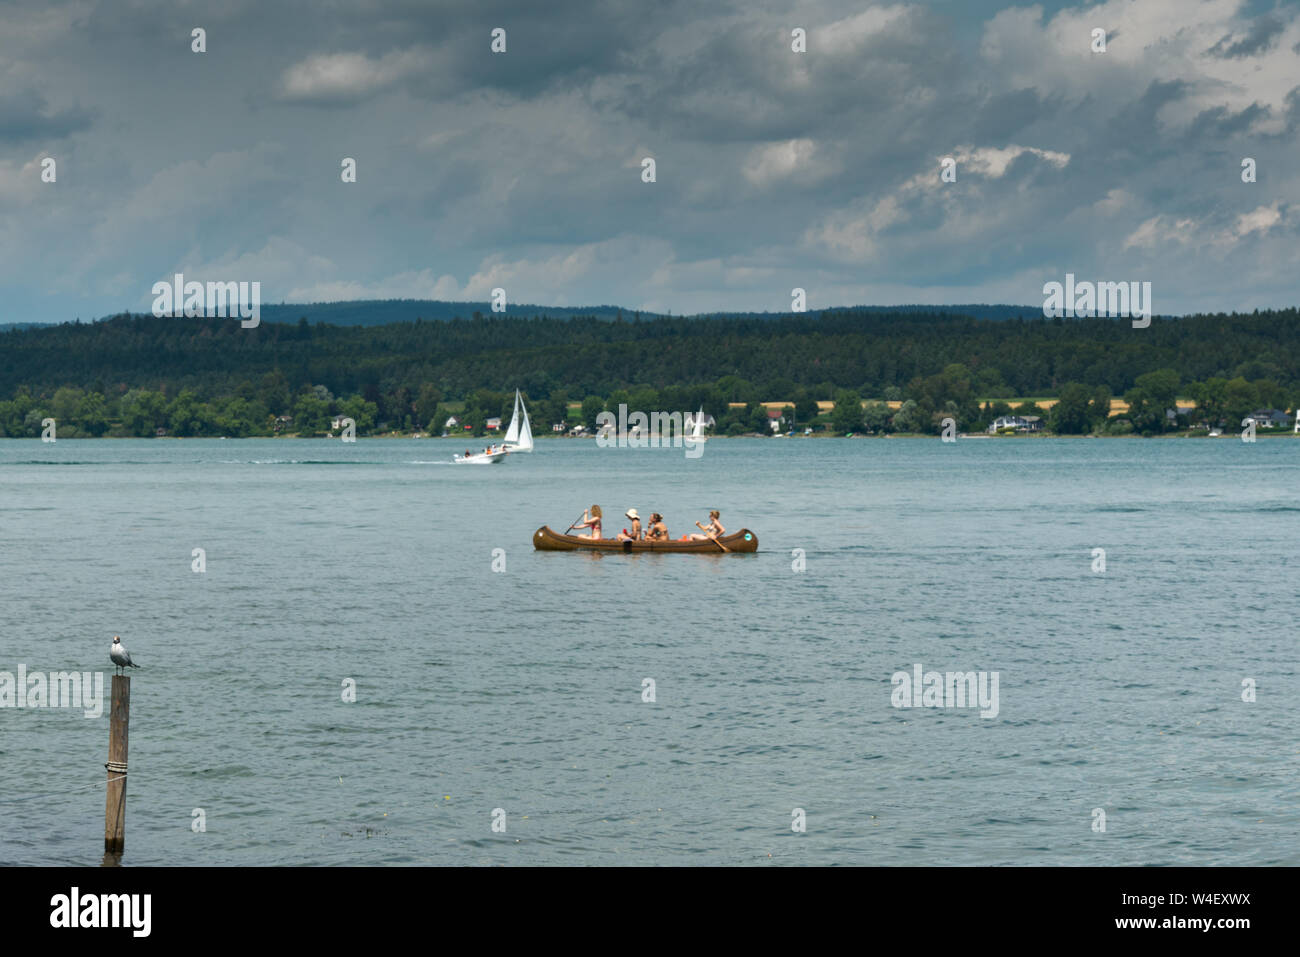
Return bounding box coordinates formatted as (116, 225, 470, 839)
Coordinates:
(1, 0, 1296, 321)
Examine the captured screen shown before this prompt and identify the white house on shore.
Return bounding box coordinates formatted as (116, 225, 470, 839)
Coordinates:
(1243, 408, 1292, 430)
(988, 415, 1043, 433)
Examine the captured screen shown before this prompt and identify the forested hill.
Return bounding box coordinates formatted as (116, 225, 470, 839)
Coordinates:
(43, 300, 1050, 328)
(2, 308, 1294, 403)
(260, 299, 637, 324)
(245, 300, 1050, 326)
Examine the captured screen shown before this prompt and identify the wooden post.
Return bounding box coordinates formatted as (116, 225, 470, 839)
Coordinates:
(104, 674, 130, 852)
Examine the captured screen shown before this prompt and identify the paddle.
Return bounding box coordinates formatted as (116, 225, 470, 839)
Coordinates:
(564, 511, 587, 533)
(696, 520, 728, 551)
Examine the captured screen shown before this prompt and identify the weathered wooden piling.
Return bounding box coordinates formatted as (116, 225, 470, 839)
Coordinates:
(104, 674, 130, 852)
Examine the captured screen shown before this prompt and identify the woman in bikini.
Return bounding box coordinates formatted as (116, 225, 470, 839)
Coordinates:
(574, 505, 603, 539)
(690, 509, 725, 541)
(644, 513, 669, 541)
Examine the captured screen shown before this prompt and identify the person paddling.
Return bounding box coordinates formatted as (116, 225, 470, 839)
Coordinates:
(574, 505, 602, 539)
(618, 509, 642, 542)
(690, 510, 725, 541)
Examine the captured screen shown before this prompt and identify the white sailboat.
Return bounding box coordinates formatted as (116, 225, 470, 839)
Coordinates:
(454, 389, 532, 463)
(687, 406, 709, 444)
(502, 389, 534, 453)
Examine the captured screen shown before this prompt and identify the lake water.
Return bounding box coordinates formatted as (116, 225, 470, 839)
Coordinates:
(1, 436, 1296, 865)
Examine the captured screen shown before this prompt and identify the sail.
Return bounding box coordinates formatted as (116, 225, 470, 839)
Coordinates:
(515, 394, 534, 451)
(503, 390, 521, 444)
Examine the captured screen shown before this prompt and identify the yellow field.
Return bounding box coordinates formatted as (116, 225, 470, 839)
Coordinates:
(723, 398, 1201, 416)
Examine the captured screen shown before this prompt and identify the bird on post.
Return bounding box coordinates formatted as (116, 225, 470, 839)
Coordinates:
(110, 635, 140, 675)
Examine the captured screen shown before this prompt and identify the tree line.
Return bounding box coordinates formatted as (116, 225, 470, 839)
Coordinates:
(0, 308, 1296, 437)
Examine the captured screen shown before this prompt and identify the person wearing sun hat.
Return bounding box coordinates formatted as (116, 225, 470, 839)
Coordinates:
(617, 508, 642, 542)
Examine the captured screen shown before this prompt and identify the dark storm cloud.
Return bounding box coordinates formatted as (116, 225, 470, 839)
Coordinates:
(0, 90, 93, 142)
(1184, 101, 1272, 141)
(613, 5, 965, 145)
(0, 0, 1297, 320)
(1208, 14, 1283, 58)
(971, 88, 1052, 144)
(278, 0, 682, 104)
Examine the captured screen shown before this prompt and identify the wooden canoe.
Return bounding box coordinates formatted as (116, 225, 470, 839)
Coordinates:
(533, 526, 758, 553)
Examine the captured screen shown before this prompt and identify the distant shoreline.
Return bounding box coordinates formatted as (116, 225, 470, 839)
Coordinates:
(5, 431, 1294, 441)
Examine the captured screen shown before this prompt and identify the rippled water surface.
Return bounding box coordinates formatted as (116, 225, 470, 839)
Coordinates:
(1, 437, 1296, 865)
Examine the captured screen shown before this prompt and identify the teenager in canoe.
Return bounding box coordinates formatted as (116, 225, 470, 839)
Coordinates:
(690, 510, 725, 542)
(574, 505, 602, 539)
(617, 509, 642, 541)
(644, 513, 669, 541)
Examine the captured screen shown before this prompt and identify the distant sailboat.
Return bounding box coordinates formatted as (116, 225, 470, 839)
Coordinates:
(502, 389, 534, 452)
(452, 390, 531, 464)
(688, 406, 709, 444)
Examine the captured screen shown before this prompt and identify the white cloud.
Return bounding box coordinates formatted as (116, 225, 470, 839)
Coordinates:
(461, 240, 660, 301)
(1233, 203, 1282, 238)
(280, 48, 428, 103)
(951, 144, 1069, 179)
(742, 138, 828, 187)
(1123, 204, 1284, 250)
(814, 5, 913, 56)
(286, 271, 461, 304)
(169, 239, 463, 305)
(1123, 215, 1198, 250)
(806, 143, 1070, 259)
(1092, 188, 1135, 215)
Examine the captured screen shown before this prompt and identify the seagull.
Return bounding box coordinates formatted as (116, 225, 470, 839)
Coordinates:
(110, 635, 140, 674)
